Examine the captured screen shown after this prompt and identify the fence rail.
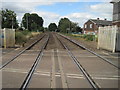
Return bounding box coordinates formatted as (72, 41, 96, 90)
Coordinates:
(97, 25, 120, 52)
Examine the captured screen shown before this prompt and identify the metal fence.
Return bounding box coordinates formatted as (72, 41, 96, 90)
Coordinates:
(0, 28, 15, 48)
(97, 25, 120, 52)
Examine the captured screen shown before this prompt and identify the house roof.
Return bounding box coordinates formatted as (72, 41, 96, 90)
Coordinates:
(89, 19, 112, 26)
(110, 0, 120, 3)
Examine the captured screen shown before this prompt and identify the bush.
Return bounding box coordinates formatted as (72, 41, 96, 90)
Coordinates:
(83, 34, 95, 41)
(15, 32, 27, 45)
(83, 34, 87, 39)
(22, 30, 33, 39)
(21, 30, 31, 35)
(15, 30, 33, 45)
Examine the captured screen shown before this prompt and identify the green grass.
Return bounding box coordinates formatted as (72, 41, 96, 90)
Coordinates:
(83, 34, 95, 41)
(61, 33, 98, 41)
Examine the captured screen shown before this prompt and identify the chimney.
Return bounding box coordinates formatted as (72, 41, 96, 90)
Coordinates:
(104, 18, 107, 20)
(97, 18, 99, 20)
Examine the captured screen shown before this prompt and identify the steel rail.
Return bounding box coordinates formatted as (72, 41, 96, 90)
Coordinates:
(0, 34, 46, 69)
(56, 35, 100, 90)
(20, 34, 50, 90)
(58, 33, 119, 69)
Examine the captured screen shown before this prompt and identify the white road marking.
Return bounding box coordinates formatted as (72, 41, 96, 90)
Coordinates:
(26, 50, 41, 51)
(22, 54, 38, 55)
(3, 68, 28, 73)
(15, 48, 20, 50)
(102, 52, 118, 58)
(102, 52, 109, 55)
(3, 68, 119, 80)
(49, 55, 97, 57)
(57, 49, 68, 88)
(50, 49, 56, 88)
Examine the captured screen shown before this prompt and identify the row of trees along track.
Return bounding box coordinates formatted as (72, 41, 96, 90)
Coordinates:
(1, 9, 82, 33)
(1, 9, 44, 32)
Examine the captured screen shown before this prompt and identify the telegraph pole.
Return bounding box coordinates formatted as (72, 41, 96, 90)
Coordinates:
(69, 21, 71, 33)
(26, 14, 28, 30)
(0, 11, 1, 45)
(12, 17, 13, 29)
(0, 9, 2, 29)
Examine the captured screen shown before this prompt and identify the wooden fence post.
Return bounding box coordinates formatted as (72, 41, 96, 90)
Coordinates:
(3, 28, 6, 49)
(112, 26, 117, 53)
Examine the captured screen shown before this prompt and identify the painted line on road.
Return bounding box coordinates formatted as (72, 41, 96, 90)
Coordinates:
(102, 52, 118, 58)
(26, 50, 41, 51)
(3, 68, 119, 80)
(3, 68, 28, 74)
(15, 48, 20, 50)
(57, 49, 68, 88)
(21, 54, 39, 55)
(50, 49, 56, 88)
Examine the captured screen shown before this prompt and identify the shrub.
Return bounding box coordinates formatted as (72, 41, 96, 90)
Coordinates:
(23, 31, 33, 39)
(22, 30, 31, 35)
(83, 34, 95, 41)
(83, 34, 87, 39)
(15, 32, 27, 45)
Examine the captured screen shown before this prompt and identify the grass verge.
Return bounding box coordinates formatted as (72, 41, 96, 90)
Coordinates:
(15, 30, 41, 46)
(61, 33, 98, 42)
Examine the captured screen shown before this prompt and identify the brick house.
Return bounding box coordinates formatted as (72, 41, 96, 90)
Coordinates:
(83, 18, 112, 34)
(110, 0, 120, 27)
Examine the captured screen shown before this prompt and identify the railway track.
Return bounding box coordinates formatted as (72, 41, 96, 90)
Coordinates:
(56, 33, 119, 89)
(0, 34, 46, 69)
(58, 33, 119, 69)
(50, 49, 68, 88)
(56, 34, 99, 90)
(2, 33, 49, 88)
(23, 33, 68, 89)
(2, 32, 119, 89)
(20, 34, 49, 89)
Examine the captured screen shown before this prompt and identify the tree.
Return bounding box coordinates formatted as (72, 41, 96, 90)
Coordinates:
(44, 27, 48, 31)
(1, 9, 19, 29)
(21, 13, 44, 31)
(31, 22, 37, 31)
(39, 27, 44, 32)
(76, 26, 82, 33)
(58, 18, 71, 33)
(58, 17, 82, 33)
(30, 13, 43, 27)
(48, 23, 57, 31)
(21, 13, 31, 30)
(70, 22, 82, 33)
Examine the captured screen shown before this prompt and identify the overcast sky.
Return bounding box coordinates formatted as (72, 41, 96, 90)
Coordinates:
(1, 0, 113, 27)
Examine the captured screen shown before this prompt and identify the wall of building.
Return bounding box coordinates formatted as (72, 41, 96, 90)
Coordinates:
(83, 20, 98, 34)
(112, 1, 120, 26)
(0, 28, 15, 48)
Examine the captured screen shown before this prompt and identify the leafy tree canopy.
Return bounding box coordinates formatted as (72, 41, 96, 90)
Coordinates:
(58, 17, 82, 33)
(48, 23, 57, 31)
(21, 13, 44, 31)
(58, 17, 70, 33)
(1, 9, 19, 29)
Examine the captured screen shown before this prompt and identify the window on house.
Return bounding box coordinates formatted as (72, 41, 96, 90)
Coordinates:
(90, 24, 93, 28)
(85, 24, 87, 28)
